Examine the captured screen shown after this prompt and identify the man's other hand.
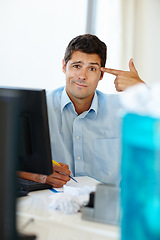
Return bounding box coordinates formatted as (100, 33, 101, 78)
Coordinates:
(101, 58, 144, 92)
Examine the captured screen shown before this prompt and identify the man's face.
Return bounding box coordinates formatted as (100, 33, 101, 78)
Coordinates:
(62, 51, 103, 102)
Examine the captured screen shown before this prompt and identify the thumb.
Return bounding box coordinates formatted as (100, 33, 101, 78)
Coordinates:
(129, 58, 138, 73)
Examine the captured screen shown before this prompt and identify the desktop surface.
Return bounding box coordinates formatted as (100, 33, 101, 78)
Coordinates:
(16, 176, 120, 240)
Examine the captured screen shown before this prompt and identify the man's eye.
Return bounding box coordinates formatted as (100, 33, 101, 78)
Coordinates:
(73, 65, 80, 69)
(89, 67, 96, 71)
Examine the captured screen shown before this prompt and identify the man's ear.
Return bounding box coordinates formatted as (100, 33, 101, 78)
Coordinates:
(62, 59, 66, 73)
(99, 71, 104, 80)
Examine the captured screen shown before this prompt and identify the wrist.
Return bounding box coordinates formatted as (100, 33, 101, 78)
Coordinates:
(38, 175, 47, 184)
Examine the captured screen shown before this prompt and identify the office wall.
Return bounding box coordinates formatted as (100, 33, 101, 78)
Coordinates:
(95, 0, 122, 94)
(143, 0, 160, 85)
(121, 0, 160, 86)
(0, 0, 87, 90)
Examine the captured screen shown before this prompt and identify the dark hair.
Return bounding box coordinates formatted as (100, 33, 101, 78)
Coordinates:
(64, 34, 107, 67)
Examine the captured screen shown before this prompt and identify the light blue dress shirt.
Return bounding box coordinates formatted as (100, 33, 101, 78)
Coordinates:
(47, 87, 122, 185)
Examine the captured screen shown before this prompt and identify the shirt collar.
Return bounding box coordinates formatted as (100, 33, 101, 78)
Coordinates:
(61, 88, 98, 117)
(61, 88, 72, 113)
(90, 91, 98, 115)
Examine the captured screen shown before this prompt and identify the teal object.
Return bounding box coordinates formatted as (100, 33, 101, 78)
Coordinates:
(121, 113, 160, 240)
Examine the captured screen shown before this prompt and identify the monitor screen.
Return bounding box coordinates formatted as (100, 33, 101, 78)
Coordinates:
(0, 90, 18, 239)
(0, 87, 53, 175)
(17, 88, 53, 175)
(0, 88, 40, 239)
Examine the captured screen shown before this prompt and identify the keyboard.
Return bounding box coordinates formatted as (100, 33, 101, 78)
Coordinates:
(18, 232, 36, 240)
(16, 177, 52, 193)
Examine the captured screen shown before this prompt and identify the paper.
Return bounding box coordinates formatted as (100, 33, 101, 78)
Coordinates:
(49, 176, 100, 214)
(53, 176, 100, 192)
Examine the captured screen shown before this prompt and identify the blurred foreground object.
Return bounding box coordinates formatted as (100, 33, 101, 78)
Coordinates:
(121, 113, 160, 240)
(120, 82, 160, 239)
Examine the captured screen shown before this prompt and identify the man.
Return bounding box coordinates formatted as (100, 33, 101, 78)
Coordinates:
(46, 34, 144, 185)
(19, 34, 144, 187)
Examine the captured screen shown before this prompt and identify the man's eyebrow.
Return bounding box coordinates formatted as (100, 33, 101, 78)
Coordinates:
(70, 61, 83, 65)
(89, 62, 100, 67)
(70, 61, 100, 67)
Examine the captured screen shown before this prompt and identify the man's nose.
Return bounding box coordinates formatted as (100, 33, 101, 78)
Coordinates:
(78, 68, 87, 80)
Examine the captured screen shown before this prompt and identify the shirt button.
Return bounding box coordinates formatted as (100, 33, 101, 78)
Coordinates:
(77, 156, 81, 160)
(76, 136, 80, 140)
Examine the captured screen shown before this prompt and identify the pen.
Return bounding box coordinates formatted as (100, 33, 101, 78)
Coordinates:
(52, 160, 78, 183)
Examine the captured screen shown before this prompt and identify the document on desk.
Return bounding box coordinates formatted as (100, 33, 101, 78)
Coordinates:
(49, 176, 100, 214)
(52, 176, 100, 193)
(17, 176, 101, 217)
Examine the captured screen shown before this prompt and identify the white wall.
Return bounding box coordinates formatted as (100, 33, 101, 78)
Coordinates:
(95, 0, 122, 94)
(0, 0, 87, 90)
(143, 0, 160, 85)
(121, 0, 160, 87)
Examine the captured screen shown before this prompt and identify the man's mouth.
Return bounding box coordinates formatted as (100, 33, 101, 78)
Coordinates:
(75, 81, 87, 88)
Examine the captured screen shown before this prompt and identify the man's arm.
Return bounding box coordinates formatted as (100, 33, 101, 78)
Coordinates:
(101, 58, 145, 92)
(18, 163, 71, 188)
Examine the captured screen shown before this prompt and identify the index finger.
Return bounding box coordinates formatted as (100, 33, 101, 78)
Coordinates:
(53, 164, 71, 176)
(101, 67, 122, 76)
(59, 162, 69, 169)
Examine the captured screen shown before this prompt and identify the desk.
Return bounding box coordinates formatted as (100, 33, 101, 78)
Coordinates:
(16, 177, 120, 240)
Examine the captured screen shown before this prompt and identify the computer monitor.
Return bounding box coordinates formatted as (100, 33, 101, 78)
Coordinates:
(0, 87, 53, 239)
(0, 90, 18, 240)
(15, 87, 53, 175)
(0, 87, 53, 175)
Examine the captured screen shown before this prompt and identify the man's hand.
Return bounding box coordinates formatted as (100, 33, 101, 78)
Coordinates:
(45, 163, 71, 188)
(101, 58, 144, 92)
(18, 163, 72, 188)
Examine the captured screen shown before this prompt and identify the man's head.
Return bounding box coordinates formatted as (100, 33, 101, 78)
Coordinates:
(64, 34, 107, 67)
(62, 34, 107, 114)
